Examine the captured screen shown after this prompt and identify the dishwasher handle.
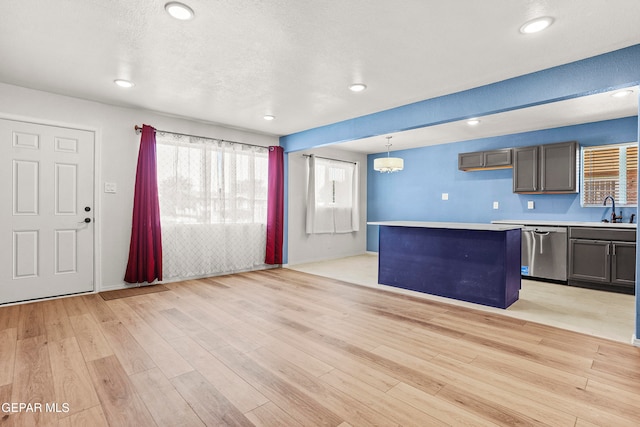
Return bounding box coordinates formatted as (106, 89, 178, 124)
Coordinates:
(521, 226, 567, 234)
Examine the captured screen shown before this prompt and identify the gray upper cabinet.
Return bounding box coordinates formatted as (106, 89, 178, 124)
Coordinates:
(484, 149, 512, 168)
(513, 141, 578, 193)
(540, 142, 578, 192)
(459, 148, 512, 171)
(512, 146, 538, 192)
(458, 151, 483, 170)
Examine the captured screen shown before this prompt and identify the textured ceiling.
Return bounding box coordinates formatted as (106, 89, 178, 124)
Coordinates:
(1, 0, 640, 143)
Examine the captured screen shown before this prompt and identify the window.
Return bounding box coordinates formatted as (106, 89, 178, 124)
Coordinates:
(156, 135, 268, 224)
(155, 133, 269, 280)
(306, 156, 360, 234)
(581, 142, 637, 207)
(315, 161, 352, 208)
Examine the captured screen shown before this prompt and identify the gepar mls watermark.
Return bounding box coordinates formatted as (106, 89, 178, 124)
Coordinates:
(1, 402, 70, 413)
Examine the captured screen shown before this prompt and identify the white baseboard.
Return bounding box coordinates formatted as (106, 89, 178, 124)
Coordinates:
(99, 265, 281, 292)
(633, 334, 640, 347)
(287, 251, 375, 267)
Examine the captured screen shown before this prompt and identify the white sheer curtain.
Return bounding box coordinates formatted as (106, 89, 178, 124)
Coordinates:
(306, 155, 359, 234)
(156, 133, 269, 280)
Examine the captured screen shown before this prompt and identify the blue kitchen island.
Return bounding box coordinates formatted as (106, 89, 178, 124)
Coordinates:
(369, 221, 522, 309)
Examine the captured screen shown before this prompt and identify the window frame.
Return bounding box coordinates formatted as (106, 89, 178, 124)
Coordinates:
(305, 155, 360, 234)
(155, 135, 269, 225)
(580, 141, 638, 207)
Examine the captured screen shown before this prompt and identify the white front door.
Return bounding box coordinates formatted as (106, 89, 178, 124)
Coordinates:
(0, 118, 95, 304)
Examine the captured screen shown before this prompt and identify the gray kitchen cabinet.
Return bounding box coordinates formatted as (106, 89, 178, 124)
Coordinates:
(568, 239, 610, 283)
(568, 227, 636, 293)
(458, 151, 483, 170)
(458, 148, 512, 171)
(484, 149, 512, 168)
(512, 146, 538, 192)
(611, 241, 636, 287)
(513, 141, 578, 193)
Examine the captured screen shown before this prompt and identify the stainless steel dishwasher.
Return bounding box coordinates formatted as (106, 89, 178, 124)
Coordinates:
(521, 226, 568, 281)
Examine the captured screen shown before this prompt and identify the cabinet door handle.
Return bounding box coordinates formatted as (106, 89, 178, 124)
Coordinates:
(611, 244, 616, 256)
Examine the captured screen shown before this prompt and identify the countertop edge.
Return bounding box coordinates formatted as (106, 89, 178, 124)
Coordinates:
(492, 219, 637, 229)
(367, 221, 523, 231)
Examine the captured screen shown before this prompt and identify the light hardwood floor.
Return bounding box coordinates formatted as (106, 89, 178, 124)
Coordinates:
(289, 253, 637, 344)
(1, 268, 639, 426)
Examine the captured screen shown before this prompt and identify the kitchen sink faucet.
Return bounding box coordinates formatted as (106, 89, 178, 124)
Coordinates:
(603, 195, 622, 223)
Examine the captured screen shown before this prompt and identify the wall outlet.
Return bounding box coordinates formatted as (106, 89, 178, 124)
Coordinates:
(527, 200, 535, 209)
(493, 201, 499, 209)
(104, 182, 117, 193)
(441, 193, 449, 201)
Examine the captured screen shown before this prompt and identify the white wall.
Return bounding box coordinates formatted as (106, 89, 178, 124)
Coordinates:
(0, 83, 278, 290)
(287, 146, 367, 265)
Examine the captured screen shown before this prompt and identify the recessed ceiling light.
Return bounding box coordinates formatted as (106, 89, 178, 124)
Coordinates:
(263, 115, 275, 121)
(349, 83, 367, 92)
(467, 118, 481, 126)
(519, 16, 554, 34)
(611, 89, 634, 98)
(165, 2, 195, 20)
(114, 79, 134, 88)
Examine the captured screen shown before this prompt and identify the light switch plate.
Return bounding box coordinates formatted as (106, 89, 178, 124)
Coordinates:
(493, 201, 499, 209)
(441, 193, 449, 201)
(527, 200, 535, 209)
(104, 182, 117, 193)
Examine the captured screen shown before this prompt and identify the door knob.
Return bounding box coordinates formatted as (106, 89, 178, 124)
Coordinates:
(83, 218, 91, 223)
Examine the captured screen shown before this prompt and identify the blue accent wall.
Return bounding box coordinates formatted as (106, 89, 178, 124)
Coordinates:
(366, 117, 638, 251)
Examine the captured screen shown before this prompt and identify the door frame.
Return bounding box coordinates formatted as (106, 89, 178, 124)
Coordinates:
(0, 112, 102, 300)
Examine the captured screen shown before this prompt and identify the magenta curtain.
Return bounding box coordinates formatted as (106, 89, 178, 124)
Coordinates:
(124, 124, 163, 283)
(265, 146, 284, 264)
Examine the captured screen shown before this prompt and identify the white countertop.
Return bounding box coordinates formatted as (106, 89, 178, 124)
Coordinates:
(492, 219, 636, 229)
(367, 221, 522, 231)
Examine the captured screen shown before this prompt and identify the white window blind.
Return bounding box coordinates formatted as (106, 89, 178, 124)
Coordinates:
(581, 142, 637, 207)
(306, 156, 360, 234)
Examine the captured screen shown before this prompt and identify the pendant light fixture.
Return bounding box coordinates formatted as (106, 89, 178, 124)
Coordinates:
(373, 136, 404, 173)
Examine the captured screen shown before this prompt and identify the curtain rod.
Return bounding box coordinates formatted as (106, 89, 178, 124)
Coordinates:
(302, 154, 357, 165)
(134, 125, 269, 150)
